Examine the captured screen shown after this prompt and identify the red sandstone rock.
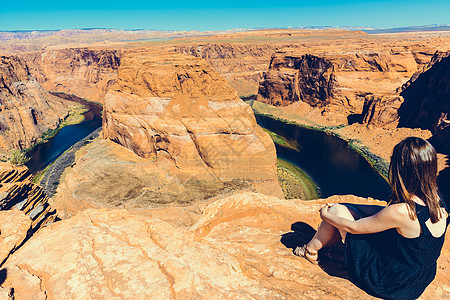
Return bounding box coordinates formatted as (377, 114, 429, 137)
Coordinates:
(0, 162, 57, 230)
(258, 53, 336, 107)
(103, 49, 282, 198)
(0, 209, 31, 266)
(2, 192, 448, 299)
(23, 48, 122, 104)
(0, 55, 77, 152)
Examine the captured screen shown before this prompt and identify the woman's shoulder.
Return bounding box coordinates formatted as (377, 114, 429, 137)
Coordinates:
(378, 203, 412, 225)
(385, 203, 409, 215)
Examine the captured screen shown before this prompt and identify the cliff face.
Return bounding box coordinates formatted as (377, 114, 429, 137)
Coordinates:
(256, 48, 431, 115)
(258, 54, 336, 107)
(0, 55, 76, 151)
(397, 51, 450, 153)
(102, 49, 281, 198)
(359, 95, 403, 128)
(174, 43, 281, 97)
(1, 192, 448, 299)
(0, 162, 57, 231)
(23, 48, 122, 104)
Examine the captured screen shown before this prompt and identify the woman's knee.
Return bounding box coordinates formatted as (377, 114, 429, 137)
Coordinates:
(328, 203, 346, 215)
(328, 204, 355, 220)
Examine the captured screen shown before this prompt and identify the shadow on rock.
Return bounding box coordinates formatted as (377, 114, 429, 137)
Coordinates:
(437, 155, 450, 212)
(281, 222, 350, 280)
(0, 269, 6, 285)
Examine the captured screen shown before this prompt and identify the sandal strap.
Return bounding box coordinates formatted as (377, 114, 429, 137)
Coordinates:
(305, 246, 317, 256)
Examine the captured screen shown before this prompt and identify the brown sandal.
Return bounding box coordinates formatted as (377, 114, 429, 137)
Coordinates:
(294, 245, 319, 265)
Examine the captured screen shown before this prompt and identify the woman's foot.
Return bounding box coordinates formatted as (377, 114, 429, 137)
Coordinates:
(293, 244, 319, 265)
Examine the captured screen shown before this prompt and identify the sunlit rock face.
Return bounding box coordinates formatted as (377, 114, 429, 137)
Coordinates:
(0, 55, 75, 152)
(255, 45, 437, 126)
(1, 192, 448, 299)
(0, 162, 57, 233)
(23, 48, 122, 104)
(102, 49, 282, 198)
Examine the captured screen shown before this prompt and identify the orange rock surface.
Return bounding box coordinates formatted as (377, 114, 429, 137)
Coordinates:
(0, 55, 77, 152)
(103, 49, 282, 198)
(1, 192, 448, 299)
(23, 48, 122, 104)
(0, 162, 57, 230)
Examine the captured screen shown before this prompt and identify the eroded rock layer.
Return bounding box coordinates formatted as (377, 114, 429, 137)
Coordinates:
(398, 51, 450, 153)
(258, 54, 336, 107)
(0, 55, 75, 151)
(23, 48, 122, 104)
(1, 192, 448, 299)
(0, 163, 57, 231)
(174, 43, 282, 96)
(256, 46, 437, 125)
(103, 49, 282, 198)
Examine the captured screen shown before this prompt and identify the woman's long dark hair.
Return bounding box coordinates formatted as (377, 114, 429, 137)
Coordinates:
(388, 137, 442, 223)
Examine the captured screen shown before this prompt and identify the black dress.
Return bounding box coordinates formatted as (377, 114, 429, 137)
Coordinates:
(344, 202, 449, 300)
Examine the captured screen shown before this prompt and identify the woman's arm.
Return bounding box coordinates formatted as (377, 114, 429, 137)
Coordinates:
(320, 203, 406, 235)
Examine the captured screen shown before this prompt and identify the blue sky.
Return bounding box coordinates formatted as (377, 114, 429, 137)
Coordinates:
(1, 0, 449, 31)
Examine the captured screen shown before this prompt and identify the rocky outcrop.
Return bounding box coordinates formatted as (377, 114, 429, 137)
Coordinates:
(0, 55, 76, 151)
(0, 209, 31, 266)
(257, 48, 431, 110)
(173, 29, 373, 97)
(398, 51, 450, 153)
(0, 163, 57, 231)
(2, 192, 449, 299)
(103, 49, 282, 198)
(174, 43, 282, 96)
(359, 95, 403, 128)
(23, 48, 122, 104)
(258, 53, 336, 107)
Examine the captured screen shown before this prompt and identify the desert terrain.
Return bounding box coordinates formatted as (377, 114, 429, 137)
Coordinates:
(0, 28, 448, 298)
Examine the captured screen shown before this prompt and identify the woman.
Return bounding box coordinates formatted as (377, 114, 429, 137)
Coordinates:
(294, 137, 449, 299)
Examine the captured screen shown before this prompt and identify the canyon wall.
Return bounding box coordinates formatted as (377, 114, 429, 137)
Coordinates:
(258, 54, 336, 107)
(103, 49, 282, 197)
(174, 43, 281, 97)
(50, 49, 282, 217)
(256, 46, 435, 124)
(23, 48, 122, 104)
(0, 55, 76, 152)
(397, 51, 450, 153)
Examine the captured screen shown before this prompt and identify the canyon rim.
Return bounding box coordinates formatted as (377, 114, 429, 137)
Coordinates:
(0, 26, 449, 299)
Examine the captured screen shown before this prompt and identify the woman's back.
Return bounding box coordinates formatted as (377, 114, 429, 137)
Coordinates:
(393, 198, 448, 239)
(345, 202, 448, 300)
(395, 203, 447, 268)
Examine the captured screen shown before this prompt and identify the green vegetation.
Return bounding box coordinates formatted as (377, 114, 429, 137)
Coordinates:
(8, 149, 30, 166)
(348, 140, 389, 179)
(23, 105, 89, 154)
(32, 159, 54, 184)
(277, 158, 319, 200)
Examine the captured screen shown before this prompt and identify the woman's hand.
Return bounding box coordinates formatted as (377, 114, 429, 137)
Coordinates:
(320, 204, 331, 220)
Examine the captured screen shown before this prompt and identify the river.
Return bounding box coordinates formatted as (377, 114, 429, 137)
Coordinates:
(25, 94, 392, 201)
(255, 114, 392, 201)
(25, 93, 103, 173)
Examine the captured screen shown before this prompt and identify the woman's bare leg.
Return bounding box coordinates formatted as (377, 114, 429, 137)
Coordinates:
(302, 204, 362, 260)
